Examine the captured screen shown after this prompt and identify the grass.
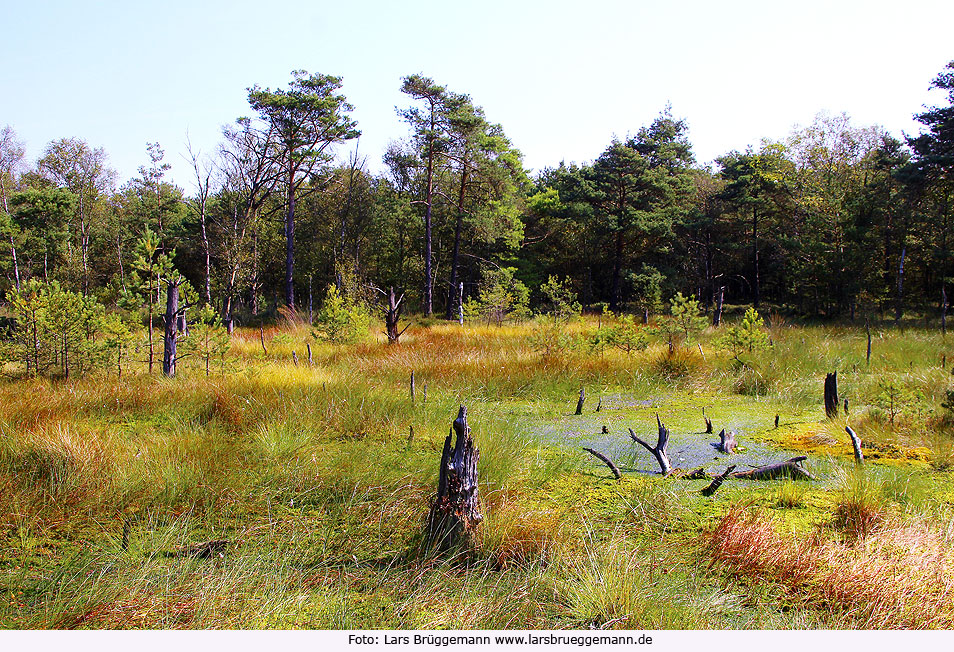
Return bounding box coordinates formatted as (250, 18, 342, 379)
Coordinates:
(1, 316, 953, 628)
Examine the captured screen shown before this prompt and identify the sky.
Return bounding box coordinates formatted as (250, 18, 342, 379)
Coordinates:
(2, 0, 953, 193)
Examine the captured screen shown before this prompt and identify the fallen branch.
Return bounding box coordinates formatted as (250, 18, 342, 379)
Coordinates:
(701, 465, 737, 497)
(845, 425, 864, 466)
(583, 447, 622, 480)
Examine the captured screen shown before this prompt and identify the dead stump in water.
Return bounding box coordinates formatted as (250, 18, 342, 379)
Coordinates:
(427, 406, 482, 551)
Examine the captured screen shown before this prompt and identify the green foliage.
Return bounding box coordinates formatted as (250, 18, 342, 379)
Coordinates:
(717, 308, 770, 356)
(654, 292, 707, 350)
(1, 278, 105, 378)
(465, 267, 531, 326)
(539, 275, 581, 322)
(313, 285, 371, 344)
(873, 379, 926, 425)
(627, 265, 664, 317)
(592, 312, 649, 354)
(183, 304, 231, 375)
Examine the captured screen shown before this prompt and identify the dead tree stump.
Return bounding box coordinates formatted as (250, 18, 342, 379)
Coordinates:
(714, 428, 737, 454)
(824, 372, 839, 419)
(427, 406, 482, 550)
(575, 388, 586, 415)
(385, 287, 410, 344)
(630, 415, 672, 475)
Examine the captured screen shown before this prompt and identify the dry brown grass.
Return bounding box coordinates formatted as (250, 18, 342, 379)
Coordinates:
(707, 506, 954, 628)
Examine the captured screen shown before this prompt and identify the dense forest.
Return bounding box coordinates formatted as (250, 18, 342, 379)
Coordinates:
(1, 62, 952, 377)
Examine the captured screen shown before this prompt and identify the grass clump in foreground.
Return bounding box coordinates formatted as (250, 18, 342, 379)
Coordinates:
(1, 318, 953, 628)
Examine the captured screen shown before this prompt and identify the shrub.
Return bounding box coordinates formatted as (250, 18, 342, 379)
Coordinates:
(539, 275, 581, 322)
(465, 267, 531, 326)
(717, 307, 769, 356)
(653, 292, 706, 352)
(313, 285, 371, 344)
(592, 313, 649, 354)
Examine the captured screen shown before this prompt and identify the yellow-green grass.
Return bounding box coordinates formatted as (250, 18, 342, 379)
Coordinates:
(1, 318, 953, 628)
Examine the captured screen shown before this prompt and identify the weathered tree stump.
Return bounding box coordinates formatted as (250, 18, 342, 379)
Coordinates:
(731, 456, 814, 481)
(824, 372, 839, 419)
(774, 414, 780, 429)
(575, 388, 586, 415)
(307, 342, 313, 366)
(427, 406, 482, 551)
(714, 428, 737, 454)
(701, 465, 737, 497)
(845, 425, 864, 466)
(704, 411, 713, 434)
(630, 415, 672, 476)
(583, 447, 622, 480)
(595, 396, 602, 412)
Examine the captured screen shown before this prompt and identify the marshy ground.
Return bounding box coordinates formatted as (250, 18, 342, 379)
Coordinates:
(1, 317, 952, 629)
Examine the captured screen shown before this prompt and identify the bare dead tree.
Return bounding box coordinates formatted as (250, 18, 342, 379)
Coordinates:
(845, 426, 864, 466)
(824, 372, 839, 419)
(714, 428, 737, 454)
(629, 415, 672, 476)
(575, 388, 585, 415)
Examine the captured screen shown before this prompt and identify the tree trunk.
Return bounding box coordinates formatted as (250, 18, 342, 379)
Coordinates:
(824, 372, 839, 419)
(162, 280, 180, 377)
(427, 406, 482, 551)
(752, 207, 760, 308)
(446, 162, 469, 320)
(285, 171, 296, 307)
(732, 456, 813, 481)
(610, 229, 624, 311)
(575, 388, 585, 415)
(385, 287, 408, 344)
(942, 286, 948, 336)
(845, 426, 864, 466)
(895, 246, 905, 323)
(713, 285, 724, 326)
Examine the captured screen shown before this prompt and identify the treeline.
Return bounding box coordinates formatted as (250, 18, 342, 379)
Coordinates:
(1, 63, 952, 347)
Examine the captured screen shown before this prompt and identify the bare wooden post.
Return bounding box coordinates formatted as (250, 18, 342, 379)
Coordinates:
(410, 370, 415, 403)
(575, 388, 585, 415)
(260, 326, 268, 356)
(292, 351, 299, 366)
(458, 282, 464, 326)
(824, 372, 839, 419)
(427, 406, 482, 551)
(629, 415, 672, 475)
(422, 382, 427, 406)
(704, 408, 713, 434)
(843, 398, 849, 415)
(583, 447, 622, 480)
(596, 396, 602, 412)
(306, 343, 313, 366)
(865, 318, 871, 365)
(845, 426, 864, 466)
(774, 414, 780, 429)
(407, 425, 414, 447)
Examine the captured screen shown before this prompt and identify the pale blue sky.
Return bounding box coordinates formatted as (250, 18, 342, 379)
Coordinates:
(2, 0, 953, 192)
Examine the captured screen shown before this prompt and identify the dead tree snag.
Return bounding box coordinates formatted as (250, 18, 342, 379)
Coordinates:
(824, 372, 839, 419)
(583, 447, 622, 480)
(427, 406, 482, 550)
(630, 415, 672, 476)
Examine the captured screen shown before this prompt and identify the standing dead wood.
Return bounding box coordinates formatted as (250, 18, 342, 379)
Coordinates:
(575, 388, 585, 415)
(306, 342, 313, 366)
(942, 287, 948, 336)
(407, 425, 414, 447)
(292, 351, 298, 366)
(582, 447, 622, 480)
(714, 428, 736, 454)
(845, 426, 864, 466)
(629, 415, 672, 476)
(713, 285, 724, 326)
(731, 457, 814, 481)
(385, 286, 410, 344)
(410, 371, 415, 403)
(701, 465, 737, 497)
(824, 372, 839, 419)
(774, 414, 780, 429)
(260, 326, 268, 356)
(865, 318, 872, 365)
(596, 396, 602, 412)
(704, 411, 713, 434)
(427, 406, 482, 551)
(843, 398, 849, 415)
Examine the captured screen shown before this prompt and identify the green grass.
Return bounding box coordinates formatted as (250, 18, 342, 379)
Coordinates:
(1, 317, 953, 628)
